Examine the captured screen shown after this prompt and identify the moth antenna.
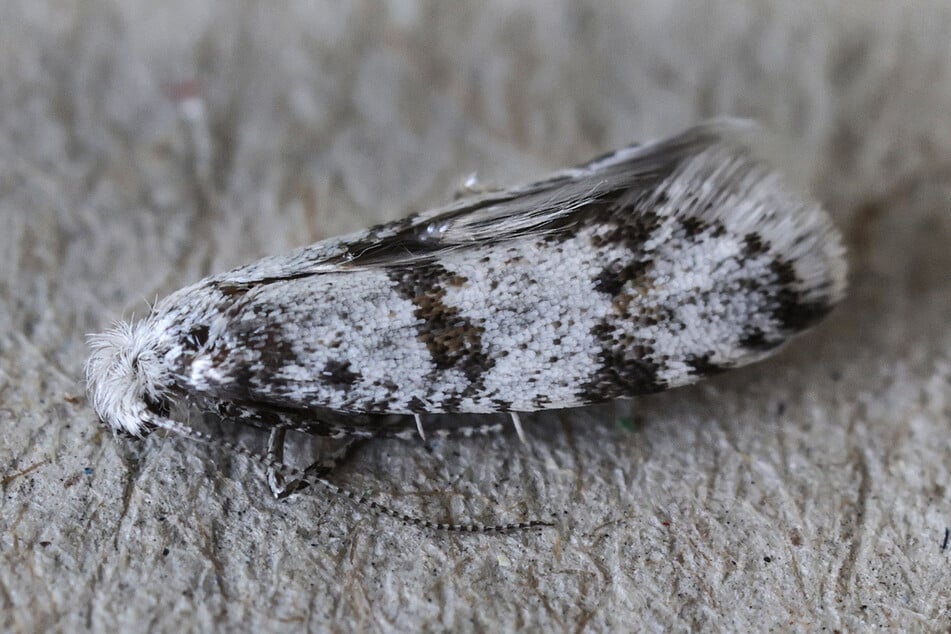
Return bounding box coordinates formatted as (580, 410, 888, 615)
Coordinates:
(312, 420, 507, 441)
(428, 422, 506, 439)
(148, 414, 551, 533)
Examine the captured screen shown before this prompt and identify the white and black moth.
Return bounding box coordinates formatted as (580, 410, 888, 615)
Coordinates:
(87, 120, 847, 531)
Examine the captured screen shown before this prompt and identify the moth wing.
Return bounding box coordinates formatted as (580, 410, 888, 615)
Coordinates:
(215, 120, 757, 283)
(175, 118, 844, 420)
(338, 120, 757, 267)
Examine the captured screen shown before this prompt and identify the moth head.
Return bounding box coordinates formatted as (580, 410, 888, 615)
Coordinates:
(85, 319, 172, 437)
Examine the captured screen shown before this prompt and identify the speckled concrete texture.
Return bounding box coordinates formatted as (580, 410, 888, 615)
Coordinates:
(2, 1, 950, 630)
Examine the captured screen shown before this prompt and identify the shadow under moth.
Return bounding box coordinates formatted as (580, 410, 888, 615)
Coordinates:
(86, 120, 847, 532)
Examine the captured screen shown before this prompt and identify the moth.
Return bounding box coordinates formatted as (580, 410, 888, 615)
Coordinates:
(87, 120, 847, 530)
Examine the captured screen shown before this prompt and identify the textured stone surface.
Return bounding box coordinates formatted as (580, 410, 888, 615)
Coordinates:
(2, 1, 950, 630)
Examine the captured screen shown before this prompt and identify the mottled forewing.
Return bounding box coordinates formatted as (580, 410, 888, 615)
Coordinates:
(171, 122, 845, 418)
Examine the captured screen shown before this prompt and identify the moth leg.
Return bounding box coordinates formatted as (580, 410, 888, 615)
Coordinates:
(509, 412, 528, 445)
(266, 427, 361, 499)
(414, 413, 426, 441)
(266, 426, 294, 498)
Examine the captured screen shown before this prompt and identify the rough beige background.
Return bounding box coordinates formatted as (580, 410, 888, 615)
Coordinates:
(2, 1, 950, 631)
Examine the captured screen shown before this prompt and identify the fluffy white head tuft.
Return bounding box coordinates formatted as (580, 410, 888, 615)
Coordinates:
(85, 319, 172, 436)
